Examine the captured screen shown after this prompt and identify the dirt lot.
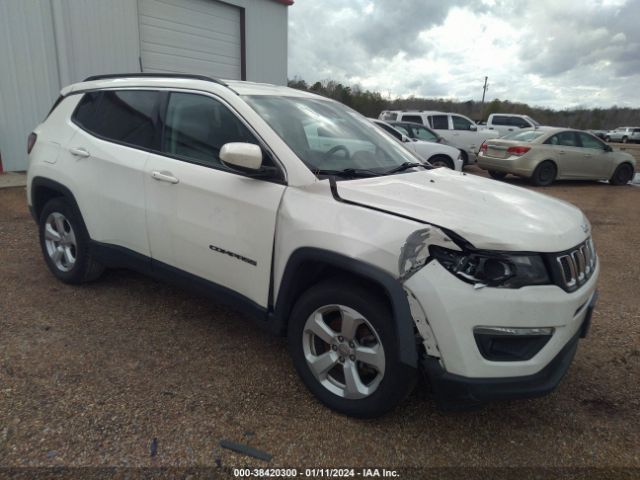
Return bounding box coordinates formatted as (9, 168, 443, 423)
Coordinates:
(0, 173, 639, 475)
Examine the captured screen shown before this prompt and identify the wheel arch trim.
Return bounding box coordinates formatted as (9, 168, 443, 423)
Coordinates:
(30, 177, 81, 223)
(271, 247, 419, 368)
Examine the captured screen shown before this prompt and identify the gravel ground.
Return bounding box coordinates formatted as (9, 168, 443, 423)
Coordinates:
(0, 172, 639, 475)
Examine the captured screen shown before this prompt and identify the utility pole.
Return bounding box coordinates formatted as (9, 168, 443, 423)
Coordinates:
(480, 76, 489, 122)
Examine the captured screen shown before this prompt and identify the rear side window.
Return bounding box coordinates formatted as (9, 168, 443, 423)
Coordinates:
(73, 90, 159, 149)
(400, 115, 423, 125)
(491, 115, 510, 125)
(163, 92, 259, 167)
(546, 131, 579, 147)
(430, 115, 449, 129)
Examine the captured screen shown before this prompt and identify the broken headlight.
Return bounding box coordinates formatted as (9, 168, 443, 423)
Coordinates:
(429, 245, 550, 288)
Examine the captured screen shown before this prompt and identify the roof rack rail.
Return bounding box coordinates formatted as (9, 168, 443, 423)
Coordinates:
(82, 72, 227, 86)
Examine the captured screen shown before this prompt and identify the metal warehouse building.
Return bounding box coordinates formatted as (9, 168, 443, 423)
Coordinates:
(0, 0, 292, 172)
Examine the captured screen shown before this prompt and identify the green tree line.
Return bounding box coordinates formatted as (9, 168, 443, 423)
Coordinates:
(288, 78, 640, 130)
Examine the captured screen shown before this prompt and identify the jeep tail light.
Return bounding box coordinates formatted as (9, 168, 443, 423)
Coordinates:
(27, 132, 37, 154)
(480, 142, 488, 153)
(506, 146, 530, 156)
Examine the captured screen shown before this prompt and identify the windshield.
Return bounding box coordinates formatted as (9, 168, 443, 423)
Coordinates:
(244, 96, 419, 175)
(524, 115, 541, 127)
(502, 130, 545, 142)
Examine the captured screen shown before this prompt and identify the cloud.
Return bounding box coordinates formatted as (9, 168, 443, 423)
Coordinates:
(288, 0, 640, 108)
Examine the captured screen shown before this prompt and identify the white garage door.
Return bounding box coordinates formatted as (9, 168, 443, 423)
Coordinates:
(138, 0, 242, 80)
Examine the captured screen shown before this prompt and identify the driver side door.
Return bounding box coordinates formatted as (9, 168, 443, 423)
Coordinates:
(576, 132, 614, 178)
(144, 91, 286, 308)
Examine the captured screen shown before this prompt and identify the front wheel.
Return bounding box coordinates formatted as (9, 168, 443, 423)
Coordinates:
(609, 163, 634, 185)
(428, 155, 454, 169)
(530, 161, 557, 186)
(288, 280, 416, 418)
(488, 170, 507, 180)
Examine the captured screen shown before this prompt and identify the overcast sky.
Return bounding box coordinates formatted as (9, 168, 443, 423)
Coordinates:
(288, 0, 640, 109)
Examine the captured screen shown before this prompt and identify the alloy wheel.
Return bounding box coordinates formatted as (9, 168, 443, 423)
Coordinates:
(302, 304, 385, 399)
(44, 212, 77, 272)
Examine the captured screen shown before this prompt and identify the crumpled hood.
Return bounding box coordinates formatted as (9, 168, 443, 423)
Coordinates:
(336, 169, 589, 252)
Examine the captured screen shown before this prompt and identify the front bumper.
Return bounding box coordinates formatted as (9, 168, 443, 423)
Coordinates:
(405, 260, 599, 378)
(422, 292, 596, 410)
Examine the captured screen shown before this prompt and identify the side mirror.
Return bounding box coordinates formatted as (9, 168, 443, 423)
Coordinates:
(220, 143, 263, 171)
(469, 124, 477, 131)
(605, 144, 613, 152)
(401, 134, 411, 143)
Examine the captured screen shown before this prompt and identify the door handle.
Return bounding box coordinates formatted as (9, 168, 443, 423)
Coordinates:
(584, 154, 593, 157)
(558, 150, 566, 154)
(69, 147, 90, 158)
(151, 170, 179, 184)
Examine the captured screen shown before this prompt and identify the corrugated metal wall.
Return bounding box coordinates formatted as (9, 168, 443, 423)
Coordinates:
(0, 0, 60, 172)
(0, 0, 288, 172)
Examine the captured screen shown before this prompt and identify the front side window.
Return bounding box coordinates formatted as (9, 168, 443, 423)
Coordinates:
(578, 132, 606, 150)
(430, 115, 449, 130)
(413, 125, 439, 142)
(452, 115, 473, 131)
(73, 90, 159, 148)
(163, 92, 258, 167)
(244, 95, 419, 175)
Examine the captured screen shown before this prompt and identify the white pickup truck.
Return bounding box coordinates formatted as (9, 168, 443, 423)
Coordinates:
(378, 110, 498, 164)
(485, 113, 541, 136)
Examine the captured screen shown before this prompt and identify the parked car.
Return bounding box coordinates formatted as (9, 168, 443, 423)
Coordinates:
(28, 74, 599, 417)
(478, 128, 636, 186)
(485, 113, 541, 136)
(370, 119, 463, 170)
(378, 110, 499, 165)
(605, 127, 640, 143)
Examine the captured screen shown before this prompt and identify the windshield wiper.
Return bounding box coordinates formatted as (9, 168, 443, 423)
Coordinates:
(383, 162, 425, 175)
(314, 168, 381, 178)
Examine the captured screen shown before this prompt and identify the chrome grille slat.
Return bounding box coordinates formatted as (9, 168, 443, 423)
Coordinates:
(552, 238, 596, 291)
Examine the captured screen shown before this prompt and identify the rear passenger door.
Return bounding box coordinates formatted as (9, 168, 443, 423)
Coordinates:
(69, 89, 159, 256)
(144, 91, 286, 308)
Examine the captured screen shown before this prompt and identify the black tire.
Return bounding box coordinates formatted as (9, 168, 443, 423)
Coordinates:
(530, 161, 557, 186)
(287, 279, 416, 418)
(609, 163, 634, 186)
(428, 155, 454, 169)
(38, 197, 104, 284)
(488, 170, 507, 180)
(459, 150, 469, 165)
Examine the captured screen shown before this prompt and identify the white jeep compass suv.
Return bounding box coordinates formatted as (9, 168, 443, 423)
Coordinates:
(27, 74, 599, 417)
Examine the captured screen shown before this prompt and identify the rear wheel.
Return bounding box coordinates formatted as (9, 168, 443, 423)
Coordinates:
(39, 197, 104, 283)
(428, 155, 454, 169)
(488, 170, 507, 180)
(609, 163, 634, 186)
(530, 161, 557, 186)
(288, 280, 416, 417)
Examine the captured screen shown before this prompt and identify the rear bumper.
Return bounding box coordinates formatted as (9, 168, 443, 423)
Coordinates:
(423, 292, 597, 410)
(477, 153, 534, 176)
